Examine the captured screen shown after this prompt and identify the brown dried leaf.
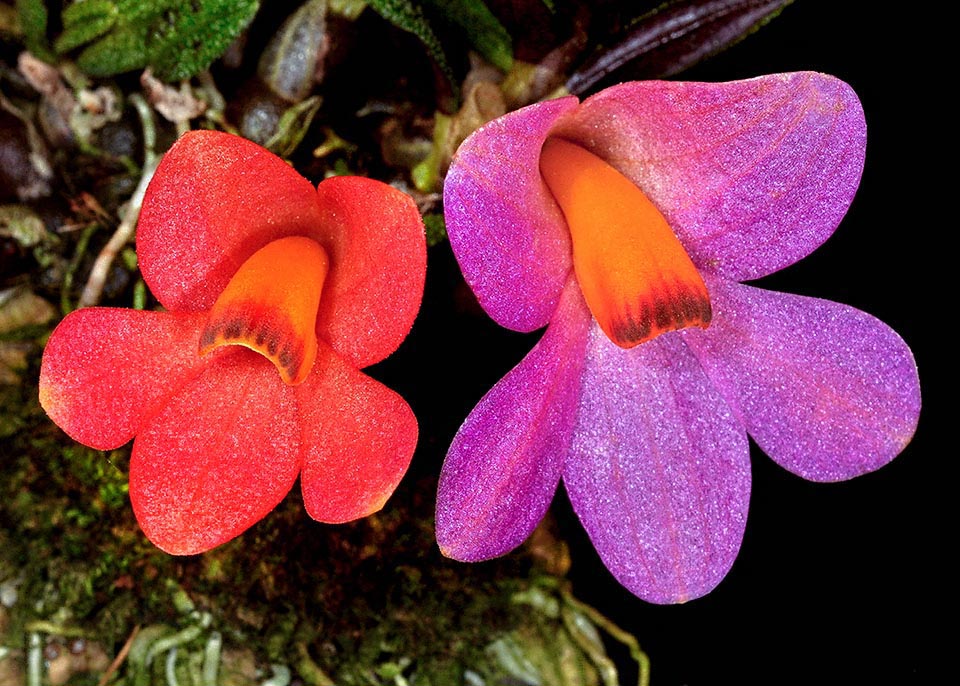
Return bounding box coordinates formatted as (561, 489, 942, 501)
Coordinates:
(0, 287, 57, 334)
(140, 68, 207, 123)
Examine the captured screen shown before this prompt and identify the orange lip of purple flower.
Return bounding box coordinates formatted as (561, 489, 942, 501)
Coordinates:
(539, 136, 711, 348)
(198, 236, 330, 385)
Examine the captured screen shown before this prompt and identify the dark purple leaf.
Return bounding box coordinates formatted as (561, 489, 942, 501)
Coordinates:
(566, 0, 794, 95)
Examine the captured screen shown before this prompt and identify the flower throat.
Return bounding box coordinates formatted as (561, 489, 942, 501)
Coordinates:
(539, 137, 711, 348)
(199, 236, 329, 385)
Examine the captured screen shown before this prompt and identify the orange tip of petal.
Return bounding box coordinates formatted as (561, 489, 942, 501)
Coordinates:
(200, 236, 329, 385)
(539, 137, 711, 347)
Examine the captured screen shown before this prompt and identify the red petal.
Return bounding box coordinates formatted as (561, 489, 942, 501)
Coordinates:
(39, 308, 208, 450)
(137, 130, 325, 311)
(130, 349, 301, 555)
(313, 176, 426, 368)
(297, 344, 418, 522)
(138, 132, 425, 368)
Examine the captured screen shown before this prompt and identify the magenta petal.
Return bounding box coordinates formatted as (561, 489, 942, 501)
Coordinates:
(436, 283, 591, 560)
(553, 73, 865, 280)
(563, 328, 750, 604)
(444, 96, 580, 332)
(682, 277, 920, 482)
(130, 350, 302, 555)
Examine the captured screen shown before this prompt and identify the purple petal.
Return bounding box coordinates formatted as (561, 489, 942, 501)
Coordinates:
(444, 96, 579, 332)
(552, 72, 866, 281)
(682, 277, 920, 482)
(563, 327, 750, 604)
(436, 282, 592, 560)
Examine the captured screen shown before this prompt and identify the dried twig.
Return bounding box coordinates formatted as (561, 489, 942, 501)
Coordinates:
(77, 93, 158, 308)
(96, 624, 141, 686)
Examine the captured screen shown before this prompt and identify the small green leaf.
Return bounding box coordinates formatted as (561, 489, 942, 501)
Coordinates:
(55, 0, 119, 52)
(265, 95, 324, 157)
(73, 23, 150, 76)
(0, 205, 48, 248)
(54, 1, 117, 54)
(329, 0, 367, 20)
(423, 213, 447, 247)
(422, 0, 513, 71)
(149, 0, 260, 80)
(56, 0, 260, 80)
(15, 0, 54, 60)
(367, 0, 457, 98)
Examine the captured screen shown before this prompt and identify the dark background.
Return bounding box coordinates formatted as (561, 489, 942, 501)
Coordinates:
(403, 2, 940, 684)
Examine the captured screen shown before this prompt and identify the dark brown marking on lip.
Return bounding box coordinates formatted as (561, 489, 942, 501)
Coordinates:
(199, 326, 217, 349)
(201, 315, 306, 382)
(224, 320, 243, 339)
(608, 281, 712, 348)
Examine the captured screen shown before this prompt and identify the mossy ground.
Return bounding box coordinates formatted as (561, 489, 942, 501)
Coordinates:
(1, 350, 640, 685)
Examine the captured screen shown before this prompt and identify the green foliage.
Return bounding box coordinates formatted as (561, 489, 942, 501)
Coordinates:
(54, 0, 260, 80)
(423, 212, 447, 247)
(423, 0, 513, 71)
(15, 0, 54, 59)
(369, 0, 514, 94)
(266, 95, 323, 157)
(55, 0, 117, 53)
(367, 0, 457, 94)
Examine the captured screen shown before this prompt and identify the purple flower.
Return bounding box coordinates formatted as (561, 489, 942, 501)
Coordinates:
(435, 73, 921, 604)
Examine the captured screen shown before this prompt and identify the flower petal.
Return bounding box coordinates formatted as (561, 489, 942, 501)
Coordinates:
(563, 328, 750, 604)
(39, 308, 208, 450)
(436, 282, 592, 560)
(130, 349, 302, 555)
(312, 176, 426, 368)
(444, 96, 580, 332)
(682, 277, 921, 482)
(553, 72, 866, 280)
(298, 344, 418, 522)
(137, 130, 325, 311)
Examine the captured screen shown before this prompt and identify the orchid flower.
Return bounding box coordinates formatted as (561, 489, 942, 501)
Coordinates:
(436, 72, 921, 604)
(40, 131, 426, 555)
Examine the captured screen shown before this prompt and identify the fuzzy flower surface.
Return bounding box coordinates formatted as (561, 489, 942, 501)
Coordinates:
(436, 72, 921, 603)
(40, 131, 426, 555)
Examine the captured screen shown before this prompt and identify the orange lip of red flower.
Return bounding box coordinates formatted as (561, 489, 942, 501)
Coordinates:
(538, 136, 711, 347)
(198, 236, 330, 385)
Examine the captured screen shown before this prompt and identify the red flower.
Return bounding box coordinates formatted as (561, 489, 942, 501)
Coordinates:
(39, 131, 426, 554)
